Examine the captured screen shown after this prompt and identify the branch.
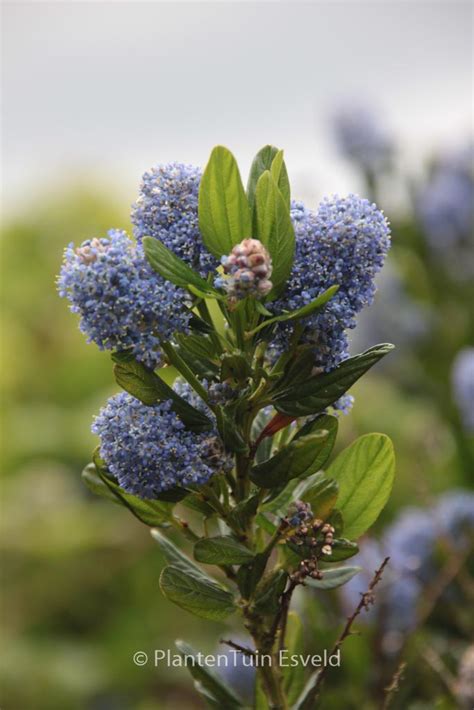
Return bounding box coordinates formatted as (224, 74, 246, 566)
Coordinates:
(308, 557, 390, 704)
(382, 660, 407, 710)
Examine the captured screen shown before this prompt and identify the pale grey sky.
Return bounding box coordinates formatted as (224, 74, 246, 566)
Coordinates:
(2, 1, 472, 212)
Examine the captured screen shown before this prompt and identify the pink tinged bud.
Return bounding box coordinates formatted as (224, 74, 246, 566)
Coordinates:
(253, 265, 269, 278)
(258, 280, 273, 295)
(248, 253, 265, 267)
(236, 256, 250, 268)
(240, 238, 261, 252)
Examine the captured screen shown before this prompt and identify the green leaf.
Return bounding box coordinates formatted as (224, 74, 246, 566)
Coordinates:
(259, 472, 325, 517)
(181, 493, 216, 518)
(215, 407, 248, 453)
(282, 612, 306, 705)
(247, 145, 290, 213)
(270, 150, 291, 209)
(175, 640, 243, 708)
(247, 285, 339, 337)
(250, 415, 338, 488)
(112, 351, 212, 432)
(142, 237, 219, 295)
(326, 539, 359, 562)
(235, 550, 270, 599)
(92, 454, 175, 526)
(274, 343, 395, 416)
(161, 342, 210, 403)
(255, 513, 277, 536)
(151, 529, 206, 575)
(198, 146, 251, 258)
(220, 351, 252, 384)
(255, 171, 295, 296)
(227, 494, 260, 530)
(81, 463, 120, 503)
(326, 433, 395, 539)
(304, 566, 361, 590)
(302, 476, 339, 520)
(252, 569, 287, 614)
(159, 565, 236, 620)
(194, 536, 255, 565)
(276, 346, 316, 389)
(175, 333, 220, 379)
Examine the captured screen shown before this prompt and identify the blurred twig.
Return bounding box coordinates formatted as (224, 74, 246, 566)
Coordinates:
(420, 644, 458, 702)
(310, 557, 390, 704)
(382, 661, 406, 709)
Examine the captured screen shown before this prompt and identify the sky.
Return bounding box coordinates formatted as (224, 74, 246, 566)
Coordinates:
(2, 1, 473, 212)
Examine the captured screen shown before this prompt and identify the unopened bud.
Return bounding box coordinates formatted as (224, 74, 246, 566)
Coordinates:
(215, 238, 273, 301)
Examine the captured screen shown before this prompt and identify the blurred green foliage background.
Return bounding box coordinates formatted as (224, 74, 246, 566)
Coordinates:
(1, 171, 472, 709)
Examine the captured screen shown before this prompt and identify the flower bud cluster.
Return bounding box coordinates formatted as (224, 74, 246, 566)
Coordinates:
(215, 239, 273, 300)
(285, 512, 336, 583)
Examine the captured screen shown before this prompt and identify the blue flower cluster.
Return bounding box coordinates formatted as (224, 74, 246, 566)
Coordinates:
(332, 104, 392, 172)
(274, 195, 391, 371)
(416, 144, 474, 279)
(341, 490, 474, 651)
(92, 391, 224, 497)
(452, 348, 474, 433)
(57, 230, 190, 369)
(131, 162, 215, 274)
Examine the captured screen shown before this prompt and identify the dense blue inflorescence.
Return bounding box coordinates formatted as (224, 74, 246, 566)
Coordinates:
(416, 144, 474, 279)
(332, 104, 392, 172)
(273, 196, 391, 371)
(92, 392, 224, 497)
(131, 162, 216, 274)
(341, 490, 474, 649)
(57, 230, 191, 369)
(451, 348, 474, 433)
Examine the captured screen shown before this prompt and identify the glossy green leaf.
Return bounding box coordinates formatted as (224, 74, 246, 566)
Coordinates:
(255, 171, 295, 296)
(227, 494, 260, 530)
(175, 640, 243, 708)
(142, 237, 219, 295)
(247, 285, 339, 337)
(112, 351, 212, 432)
(250, 416, 338, 488)
(252, 569, 287, 614)
(270, 149, 291, 208)
(326, 539, 359, 562)
(215, 407, 248, 453)
(302, 476, 339, 521)
(159, 564, 236, 620)
(174, 333, 220, 379)
(198, 146, 251, 258)
(326, 433, 395, 539)
(81, 463, 120, 503)
(247, 145, 290, 213)
(194, 536, 255, 565)
(92, 454, 175, 526)
(220, 351, 252, 384)
(274, 343, 395, 416)
(304, 565, 361, 590)
(160, 342, 209, 403)
(151, 529, 211, 579)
